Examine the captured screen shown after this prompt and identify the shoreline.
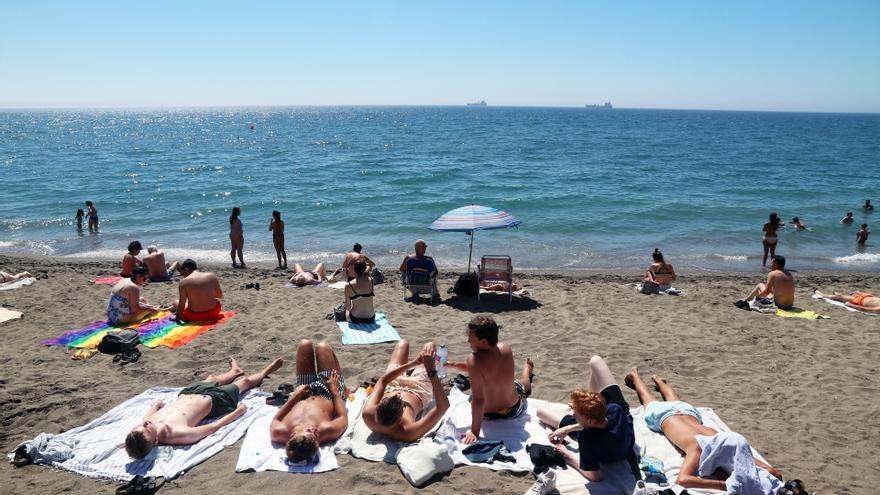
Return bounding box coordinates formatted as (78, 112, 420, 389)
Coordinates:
(1, 254, 878, 494)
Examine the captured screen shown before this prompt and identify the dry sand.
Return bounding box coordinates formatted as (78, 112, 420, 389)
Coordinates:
(0, 254, 878, 494)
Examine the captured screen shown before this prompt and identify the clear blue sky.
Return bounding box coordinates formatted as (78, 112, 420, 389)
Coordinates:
(1, 0, 878, 112)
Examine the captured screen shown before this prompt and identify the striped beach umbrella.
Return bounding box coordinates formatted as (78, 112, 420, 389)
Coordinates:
(428, 205, 522, 272)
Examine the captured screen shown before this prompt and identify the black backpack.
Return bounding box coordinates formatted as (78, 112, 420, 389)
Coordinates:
(453, 272, 479, 297)
(97, 329, 141, 354)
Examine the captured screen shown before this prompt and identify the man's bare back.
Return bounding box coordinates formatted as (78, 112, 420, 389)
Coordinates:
(766, 269, 795, 308)
(180, 270, 221, 313)
(469, 343, 519, 412)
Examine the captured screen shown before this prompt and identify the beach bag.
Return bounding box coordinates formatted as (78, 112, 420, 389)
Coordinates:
(640, 280, 661, 295)
(453, 272, 479, 297)
(370, 267, 385, 284)
(332, 303, 346, 322)
(97, 329, 140, 354)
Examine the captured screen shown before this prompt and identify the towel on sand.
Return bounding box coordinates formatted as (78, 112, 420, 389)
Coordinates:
(236, 388, 367, 474)
(92, 276, 123, 285)
(336, 312, 401, 345)
(747, 300, 828, 319)
(812, 292, 878, 315)
(6, 387, 269, 481)
(0, 277, 36, 291)
(285, 282, 325, 288)
(0, 307, 23, 323)
(42, 311, 237, 349)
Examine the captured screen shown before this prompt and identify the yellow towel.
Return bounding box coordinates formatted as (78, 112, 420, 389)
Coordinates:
(776, 308, 828, 319)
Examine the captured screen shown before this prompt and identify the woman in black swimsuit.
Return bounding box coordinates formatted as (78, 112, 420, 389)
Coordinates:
(344, 260, 375, 324)
(644, 248, 676, 289)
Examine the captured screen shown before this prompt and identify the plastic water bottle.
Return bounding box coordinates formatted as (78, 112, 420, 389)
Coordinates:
(436, 344, 448, 379)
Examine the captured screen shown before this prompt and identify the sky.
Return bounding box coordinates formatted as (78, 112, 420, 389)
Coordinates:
(1, 0, 879, 112)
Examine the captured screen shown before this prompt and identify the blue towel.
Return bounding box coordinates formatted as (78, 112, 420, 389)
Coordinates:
(337, 312, 401, 345)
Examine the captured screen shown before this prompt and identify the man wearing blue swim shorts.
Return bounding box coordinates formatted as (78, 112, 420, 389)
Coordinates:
(625, 368, 784, 491)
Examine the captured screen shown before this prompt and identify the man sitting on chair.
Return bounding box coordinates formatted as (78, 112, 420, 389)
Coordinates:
(399, 239, 437, 299)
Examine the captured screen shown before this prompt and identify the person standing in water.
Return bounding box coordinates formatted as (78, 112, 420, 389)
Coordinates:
(857, 224, 870, 245)
(75, 209, 84, 231)
(761, 213, 783, 268)
(229, 206, 245, 268)
(85, 200, 99, 233)
(269, 210, 287, 269)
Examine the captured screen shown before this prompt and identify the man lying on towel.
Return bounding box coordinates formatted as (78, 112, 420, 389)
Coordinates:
(363, 340, 450, 442)
(125, 357, 283, 459)
(536, 355, 635, 482)
(735, 255, 795, 310)
(170, 259, 223, 322)
(270, 340, 349, 464)
(625, 367, 785, 491)
(446, 316, 534, 445)
(815, 289, 880, 314)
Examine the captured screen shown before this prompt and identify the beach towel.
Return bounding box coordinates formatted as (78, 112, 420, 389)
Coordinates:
(42, 311, 237, 349)
(775, 308, 828, 319)
(92, 276, 123, 285)
(236, 388, 367, 474)
(629, 283, 683, 296)
(6, 387, 269, 482)
(285, 282, 325, 288)
(0, 307, 23, 323)
(812, 292, 878, 316)
(336, 312, 400, 345)
(0, 277, 36, 291)
(327, 281, 348, 289)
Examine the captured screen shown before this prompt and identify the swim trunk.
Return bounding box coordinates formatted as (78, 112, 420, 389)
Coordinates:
(483, 381, 528, 420)
(295, 370, 346, 402)
(775, 302, 794, 310)
(149, 268, 174, 283)
(851, 293, 874, 307)
(644, 400, 702, 433)
(178, 381, 240, 419)
(180, 303, 222, 322)
(559, 385, 630, 439)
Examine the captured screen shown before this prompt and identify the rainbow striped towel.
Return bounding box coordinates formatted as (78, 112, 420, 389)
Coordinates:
(42, 311, 237, 349)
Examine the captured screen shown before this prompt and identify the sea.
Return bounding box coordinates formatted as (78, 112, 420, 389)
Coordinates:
(1, 107, 878, 272)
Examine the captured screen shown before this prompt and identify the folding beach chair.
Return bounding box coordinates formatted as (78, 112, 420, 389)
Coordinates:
(477, 255, 513, 302)
(402, 256, 439, 303)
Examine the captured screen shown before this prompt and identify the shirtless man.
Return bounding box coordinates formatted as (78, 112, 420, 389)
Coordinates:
(270, 340, 349, 463)
(625, 368, 783, 490)
(863, 199, 874, 212)
(289, 263, 326, 286)
(125, 356, 283, 459)
(735, 255, 795, 310)
(362, 340, 450, 442)
(121, 241, 144, 277)
(171, 259, 223, 322)
(840, 212, 854, 225)
(815, 289, 880, 314)
(857, 224, 870, 245)
(343, 243, 375, 280)
(447, 316, 533, 445)
(143, 245, 179, 282)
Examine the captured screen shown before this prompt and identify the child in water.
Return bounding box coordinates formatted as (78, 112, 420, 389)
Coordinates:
(791, 217, 807, 231)
(268, 210, 287, 269)
(857, 224, 869, 245)
(75, 209, 84, 230)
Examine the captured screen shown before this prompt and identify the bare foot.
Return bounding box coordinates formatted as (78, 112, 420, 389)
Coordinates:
(524, 357, 534, 377)
(624, 367, 640, 390)
(265, 357, 284, 376)
(651, 374, 667, 392)
(228, 357, 244, 377)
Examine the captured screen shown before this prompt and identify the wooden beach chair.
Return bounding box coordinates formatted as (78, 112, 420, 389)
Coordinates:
(477, 255, 513, 302)
(402, 256, 439, 303)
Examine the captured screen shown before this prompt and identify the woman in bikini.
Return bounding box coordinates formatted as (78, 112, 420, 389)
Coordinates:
(289, 263, 326, 286)
(229, 206, 245, 268)
(85, 200, 99, 233)
(644, 248, 676, 290)
(762, 212, 783, 268)
(815, 289, 880, 314)
(107, 267, 163, 325)
(268, 210, 287, 269)
(344, 260, 375, 323)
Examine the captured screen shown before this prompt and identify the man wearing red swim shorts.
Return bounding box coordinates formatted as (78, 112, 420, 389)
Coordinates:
(172, 259, 223, 322)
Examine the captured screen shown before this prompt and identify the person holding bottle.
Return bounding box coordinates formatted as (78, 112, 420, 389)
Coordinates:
(362, 340, 450, 442)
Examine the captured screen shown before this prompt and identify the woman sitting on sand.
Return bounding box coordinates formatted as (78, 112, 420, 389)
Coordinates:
(1, 270, 33, 283)
(289, 263, 327, 287)
(344, 260, 375, 323)
(107, 267, 163, 325)
(121, 240, 144, 277)
(643, 248, 676, 290)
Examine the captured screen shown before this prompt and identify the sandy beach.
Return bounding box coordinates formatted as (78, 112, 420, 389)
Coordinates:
(0, 253, 878, 494)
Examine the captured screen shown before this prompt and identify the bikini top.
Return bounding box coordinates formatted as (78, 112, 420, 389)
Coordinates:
(348, 280, 374, 300)
(651, 263, 672, 277)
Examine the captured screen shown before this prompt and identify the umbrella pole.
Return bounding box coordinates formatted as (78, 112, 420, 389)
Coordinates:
(467, 230, 475, 273)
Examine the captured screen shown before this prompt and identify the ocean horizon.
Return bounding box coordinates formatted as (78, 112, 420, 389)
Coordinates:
(2, 106, 878, 272)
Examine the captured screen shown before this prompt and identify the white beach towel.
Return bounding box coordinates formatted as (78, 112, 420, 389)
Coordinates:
(235, 388, 367, 474)
(327, 281, 348, 289)
(0, 277, 36, 291)
(0, 307, 23, 323)
(6, 387, 270, 481)
(812, 292, 878, 315)
(629, 283, 683, 296)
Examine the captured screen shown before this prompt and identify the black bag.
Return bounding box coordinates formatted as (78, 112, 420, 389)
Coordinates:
(97, 329, 140, 354)
(453, 272, 479, 297)
(370, 267, 385, 284)
(332, 303, 346, 322)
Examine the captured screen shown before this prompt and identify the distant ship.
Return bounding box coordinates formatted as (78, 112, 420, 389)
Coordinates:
(585, 102, 613, 109)
(467, 100, 487, 107)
